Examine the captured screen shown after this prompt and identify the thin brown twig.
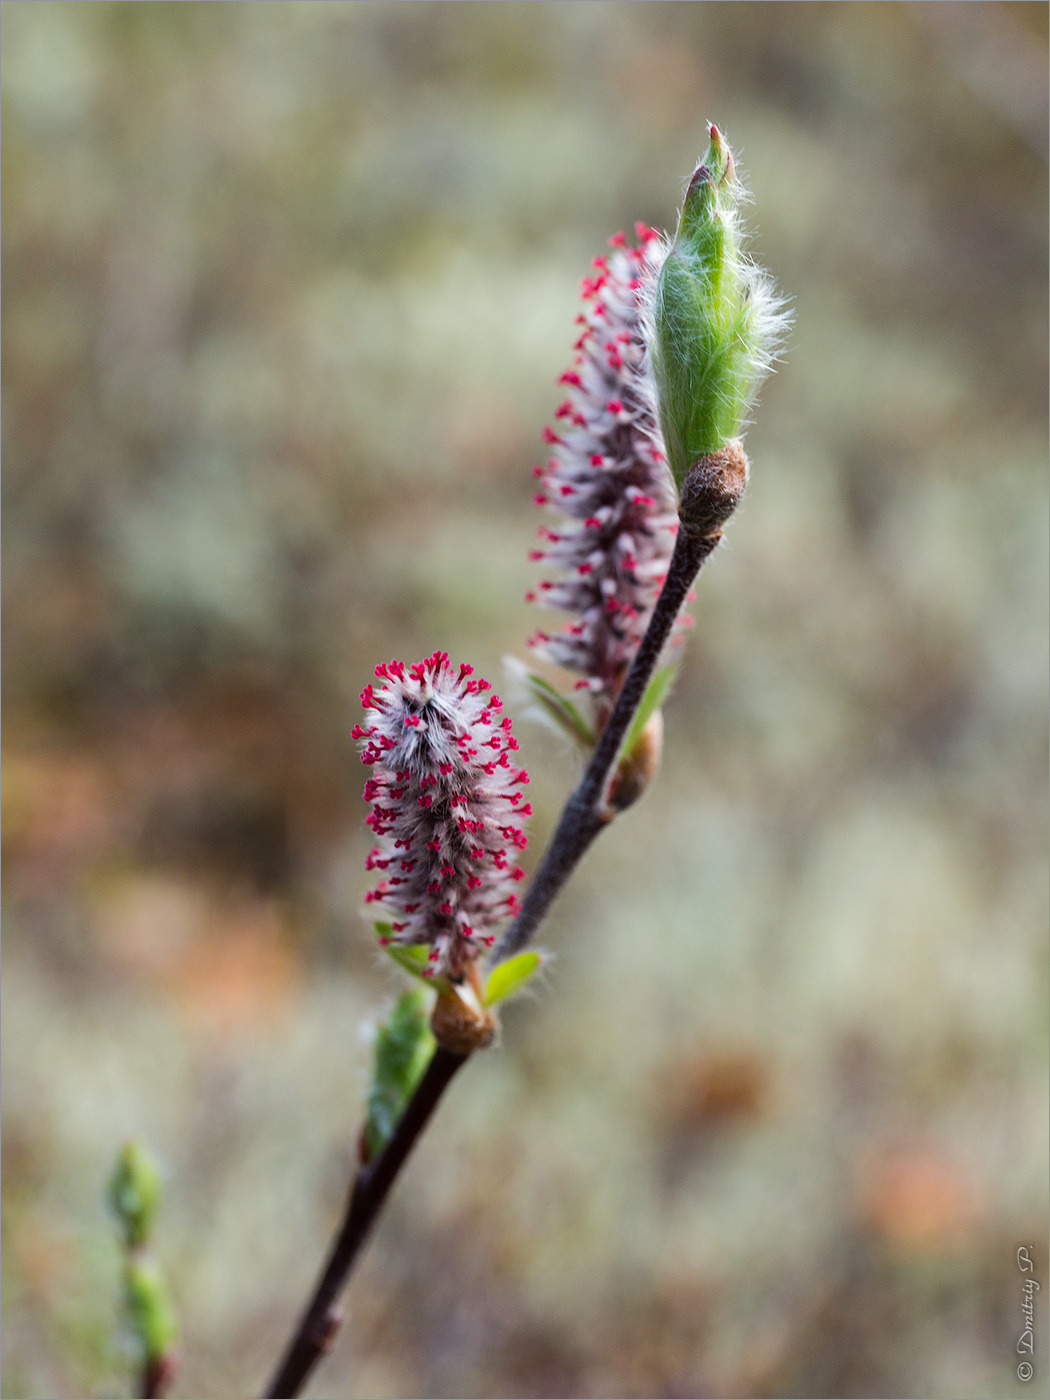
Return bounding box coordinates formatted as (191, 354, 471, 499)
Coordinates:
(262, 516, 721, 1399)
(264, 1048, 469, 1398)
(139, 1354, 176, 1400)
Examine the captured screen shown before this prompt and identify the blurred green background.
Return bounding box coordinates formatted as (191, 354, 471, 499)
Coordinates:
(2, 3, 1047, 1397)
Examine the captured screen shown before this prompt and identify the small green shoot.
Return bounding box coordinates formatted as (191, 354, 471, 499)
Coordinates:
(108, 1142, 162, 1252)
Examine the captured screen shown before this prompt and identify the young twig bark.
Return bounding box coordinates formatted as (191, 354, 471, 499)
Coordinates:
(140, 1355, 175, 1400)
(495, 520, 719, 959)
(263, 1048, 469, 1399)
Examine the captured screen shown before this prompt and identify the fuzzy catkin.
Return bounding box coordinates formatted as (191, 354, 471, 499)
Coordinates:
(354, 652, 531, 980)
(526, 226, 691, 704)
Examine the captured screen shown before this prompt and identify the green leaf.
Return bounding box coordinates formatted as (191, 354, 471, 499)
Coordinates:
(384, 943, 430, 978)
(524, 672, 596, 747)
(364, 989, 436, 1159)
(375, 924, 450, 989)
(484, 951, 544, 1006)
(619, 663, 677, 762)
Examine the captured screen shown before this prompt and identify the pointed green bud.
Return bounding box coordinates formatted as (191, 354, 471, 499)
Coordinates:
(108, 1142, 162, 1251)
(651, 125, 784, 490)
(123, 1256, 178, 1364)
(364, 989, 435, 1161)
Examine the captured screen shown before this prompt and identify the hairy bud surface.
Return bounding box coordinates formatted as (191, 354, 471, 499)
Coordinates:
(651, 124, 786, 488)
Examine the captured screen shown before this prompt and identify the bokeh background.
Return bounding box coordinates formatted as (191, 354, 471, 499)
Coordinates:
(2, 4, 1047, 1397)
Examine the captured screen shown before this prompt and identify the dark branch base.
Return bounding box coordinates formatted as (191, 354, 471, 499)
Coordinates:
(263, 1048, 469, 1398)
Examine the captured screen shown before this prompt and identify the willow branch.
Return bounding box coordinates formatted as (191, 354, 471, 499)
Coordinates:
(263, 1048, 469, 1399)
(263, 515, 724, 1399)
(139, 1355, 175, 1400)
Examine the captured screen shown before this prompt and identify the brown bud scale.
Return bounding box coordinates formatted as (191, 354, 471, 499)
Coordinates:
(606, 710, 664, 813)
(678, 439, 749, 536)
(431, 979, 497, 1056)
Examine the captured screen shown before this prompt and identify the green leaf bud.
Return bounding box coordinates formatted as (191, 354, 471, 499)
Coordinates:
(108, 1142, 162, 1251)
(123, 1256, 178, 1364)
(607, 709, 664, 814)
(364, 989, 435, 1161)
(651, 125, 785, 490)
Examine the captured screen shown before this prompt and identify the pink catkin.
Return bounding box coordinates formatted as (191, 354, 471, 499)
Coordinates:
(527, 226, 687, 704)
(354, 652, 530, 979)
